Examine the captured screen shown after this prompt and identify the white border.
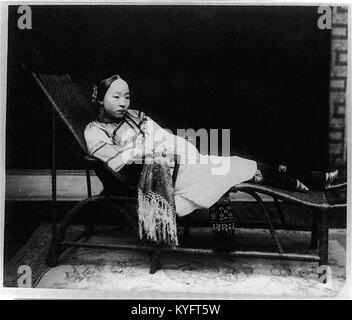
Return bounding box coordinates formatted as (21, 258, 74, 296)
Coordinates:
(0, 0, 9, 301)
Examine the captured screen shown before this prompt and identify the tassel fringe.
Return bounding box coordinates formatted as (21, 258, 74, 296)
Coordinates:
(138, 189, 179, 247)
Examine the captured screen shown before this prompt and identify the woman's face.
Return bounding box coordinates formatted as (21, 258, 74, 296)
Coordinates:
(103, 78, 130, 119)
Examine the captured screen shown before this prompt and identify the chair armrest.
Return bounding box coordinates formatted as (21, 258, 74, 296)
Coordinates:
(325, 182, 347, 190)
(84, 155, 133, 190)
(83, 155, 101, 169)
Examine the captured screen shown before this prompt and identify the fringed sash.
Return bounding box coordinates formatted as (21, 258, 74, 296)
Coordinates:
(137, 153, 179, 247)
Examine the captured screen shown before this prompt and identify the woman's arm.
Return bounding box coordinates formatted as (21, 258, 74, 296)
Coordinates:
(84, 124, 145, 172)
(145, 116, 199, 164)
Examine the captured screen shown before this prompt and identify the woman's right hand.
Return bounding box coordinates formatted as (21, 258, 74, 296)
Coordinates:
(133, 134, 154, 160)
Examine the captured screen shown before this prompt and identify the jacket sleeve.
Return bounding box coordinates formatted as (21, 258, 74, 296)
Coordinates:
(145, 116, 197, 161)
(84, 124, 144, 172)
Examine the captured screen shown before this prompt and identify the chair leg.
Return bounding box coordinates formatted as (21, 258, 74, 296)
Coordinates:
(46, 239, 61, 267)
(83, 169, 95, 237)
(318, 210, 329, 284)
(45, 196, 106, 267)
(181, 215, 191, 246)
(83, 203, 95, 238)
(248, 191, 284, 255)
(149, 248, 163, 274)
(118, 203, 139, 236)
(86, 168, 92, 198)
(310, 210, 320, 249)
(273, 197, 287, 227)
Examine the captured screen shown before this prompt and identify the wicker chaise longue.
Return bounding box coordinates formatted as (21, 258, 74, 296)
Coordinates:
(31, 70, 347, 284)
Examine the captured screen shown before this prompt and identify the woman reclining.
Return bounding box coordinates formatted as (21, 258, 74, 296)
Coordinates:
(84, 75, 338, 245)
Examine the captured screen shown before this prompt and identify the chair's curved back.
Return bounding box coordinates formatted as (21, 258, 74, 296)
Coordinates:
(32, 72, 95, 154)
(31, 71, 137, 193)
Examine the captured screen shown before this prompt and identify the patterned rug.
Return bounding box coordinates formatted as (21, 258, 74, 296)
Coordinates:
(4, 223, 346, 298)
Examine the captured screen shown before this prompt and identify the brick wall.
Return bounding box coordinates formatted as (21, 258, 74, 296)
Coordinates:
(329, 6, 348, 177)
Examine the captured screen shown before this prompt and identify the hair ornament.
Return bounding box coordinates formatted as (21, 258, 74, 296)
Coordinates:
(92, 84, 98, 103)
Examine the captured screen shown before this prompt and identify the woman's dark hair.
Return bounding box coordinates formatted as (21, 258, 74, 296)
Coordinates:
(92, 74, 121, 105)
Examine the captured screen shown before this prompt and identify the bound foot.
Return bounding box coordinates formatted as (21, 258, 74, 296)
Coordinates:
(252, 164, 339, 192)
(252, 169, 309, 192)
(325, 170, 339, 188)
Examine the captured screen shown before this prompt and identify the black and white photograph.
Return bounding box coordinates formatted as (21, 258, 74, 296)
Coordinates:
(0, 1, 350, 301)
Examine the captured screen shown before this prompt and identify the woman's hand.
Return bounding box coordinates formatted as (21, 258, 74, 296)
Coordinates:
(154, 142, 167, 157)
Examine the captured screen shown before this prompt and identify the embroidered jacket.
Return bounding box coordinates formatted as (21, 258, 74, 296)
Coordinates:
(84, 109, 193, 173)
(85, 109, 144, 172)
